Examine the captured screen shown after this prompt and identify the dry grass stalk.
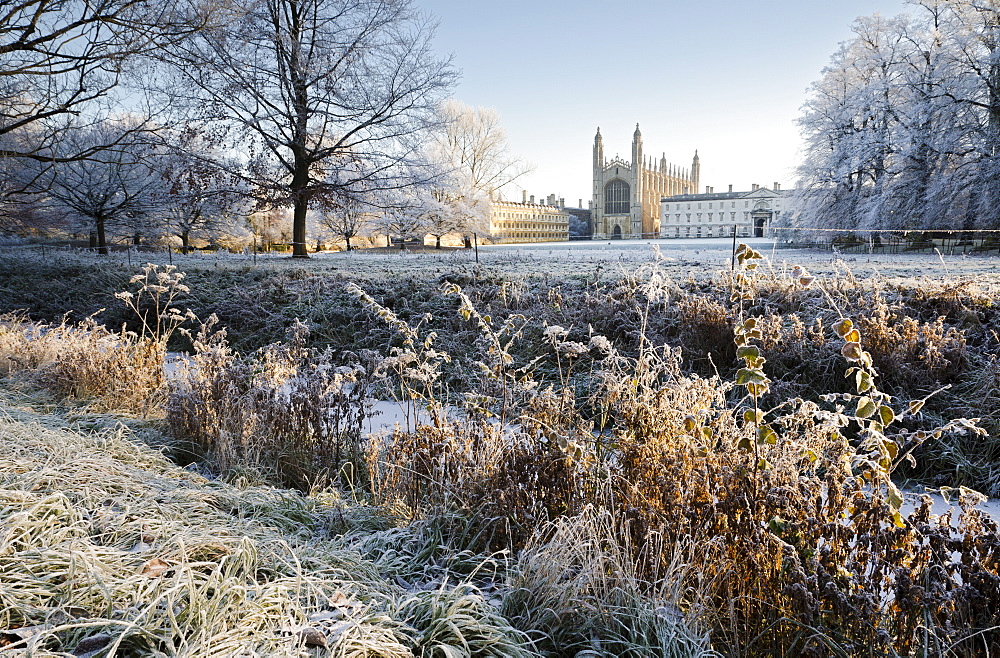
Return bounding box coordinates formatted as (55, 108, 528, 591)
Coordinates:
(0, 409, 543, 656)
(0, 314, 165, 414)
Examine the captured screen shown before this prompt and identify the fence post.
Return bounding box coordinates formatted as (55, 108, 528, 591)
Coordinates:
(731, 224, 738, 271)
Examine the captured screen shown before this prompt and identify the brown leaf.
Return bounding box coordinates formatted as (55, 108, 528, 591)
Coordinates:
(298, 627, 327, 648)
(140, 558, 171, 578)
(74, 633, 112, 656)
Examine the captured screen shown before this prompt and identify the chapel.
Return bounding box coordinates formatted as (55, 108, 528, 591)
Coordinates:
(592, 124, 699, 238)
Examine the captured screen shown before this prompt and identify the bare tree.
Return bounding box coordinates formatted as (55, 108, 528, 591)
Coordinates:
(167, 0, 456, 257)
(41, 121, 162, 254)
(0, 0, 203, 166)
(152, 128, 249, 252)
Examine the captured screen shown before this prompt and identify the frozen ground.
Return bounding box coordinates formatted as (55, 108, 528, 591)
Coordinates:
(7, 238, 999, 284)
(902, 488, 999, 523)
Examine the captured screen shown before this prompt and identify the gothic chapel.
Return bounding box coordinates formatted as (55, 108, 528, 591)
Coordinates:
(592, 125, 699, 238)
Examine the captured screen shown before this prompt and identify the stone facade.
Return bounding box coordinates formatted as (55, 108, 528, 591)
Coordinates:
(660, 184, 793, 238)
(489, 196, 569, 243)
(592, 125, 699, 239)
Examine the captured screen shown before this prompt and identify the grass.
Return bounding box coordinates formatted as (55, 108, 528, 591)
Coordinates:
(1, 248, 1000, 655)
(0, 389, 711, 656)
(0, 402, 574, 656)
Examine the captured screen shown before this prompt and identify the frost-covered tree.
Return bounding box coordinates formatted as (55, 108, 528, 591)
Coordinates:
(427, 100, 532, 246)
(166, 0, 455, 257)
(151, 128, 249, 252)
(316, 193, 377, 251)
(373, 201, 427, 249)
(40, 121, 162, 254)
(797, 0, 1000, 232)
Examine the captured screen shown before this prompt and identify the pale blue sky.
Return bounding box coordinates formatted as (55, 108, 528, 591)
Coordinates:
(418, 0, 910, 205)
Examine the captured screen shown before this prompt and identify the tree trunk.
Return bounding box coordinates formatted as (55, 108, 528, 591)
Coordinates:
(181, 231, 190, 254)
(435, 235, 441, 249)
(463, 235, 472, 248)
(96, 215, 108, 256)
(345, 235, 351, 251)
(292, 195, 309, 257)
(386, 235, 391, 247)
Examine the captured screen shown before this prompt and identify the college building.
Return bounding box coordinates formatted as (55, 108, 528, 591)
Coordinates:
(592, 124, 700, 239)
(660, 184, 794, 238)
(488, 192, 570, 243)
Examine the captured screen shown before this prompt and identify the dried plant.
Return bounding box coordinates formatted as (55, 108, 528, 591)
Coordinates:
(0, 314, 165, 414)
(167, 317, 376, 489)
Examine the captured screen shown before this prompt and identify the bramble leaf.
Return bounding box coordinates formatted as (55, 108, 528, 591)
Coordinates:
(757, 425, 778, 445)
(856, 396, 877, 419)
(736, 368, 767, 385)
(888, 482, 904, 513)
(833, 318, 853, 337)
(842, 342, 864, 361)
(855, 370, 874, 393)
(879, 405, 895, 426)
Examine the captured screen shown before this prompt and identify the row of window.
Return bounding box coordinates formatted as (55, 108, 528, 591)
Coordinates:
(665, 201, 781, 211)
(665, 212, 744, 223)
(668, 226, 756, 238)
(496, 233, 568, 241)
(495, 223, 566, 230)
(495, 212, 566, 221)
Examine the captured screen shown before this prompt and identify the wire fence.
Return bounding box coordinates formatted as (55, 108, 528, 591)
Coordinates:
(767, 226, 1000, 255)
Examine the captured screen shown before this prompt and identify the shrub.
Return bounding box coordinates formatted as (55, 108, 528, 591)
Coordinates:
(353, 249, 1000, 656)
(167, 318, 377, 490)
(0, 314, 165, 414)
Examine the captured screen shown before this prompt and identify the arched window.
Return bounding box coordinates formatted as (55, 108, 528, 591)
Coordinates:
(604, 179, 630, 214)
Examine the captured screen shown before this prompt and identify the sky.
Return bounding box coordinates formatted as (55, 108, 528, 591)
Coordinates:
(418, 0, 911, 206)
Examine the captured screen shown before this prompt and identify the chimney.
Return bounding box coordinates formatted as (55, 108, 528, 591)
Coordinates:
(578, 198, 583, 208)
(559, 197, 565, 208)
(522, 190, 527, 203)
(728, 184, 733, 193)
(683, 186, 689, 194)
(706, 185, 710, 194)
(774, 182, 781, 191)
(529, 194, 535, 204)
(751, 184, 758, 191)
